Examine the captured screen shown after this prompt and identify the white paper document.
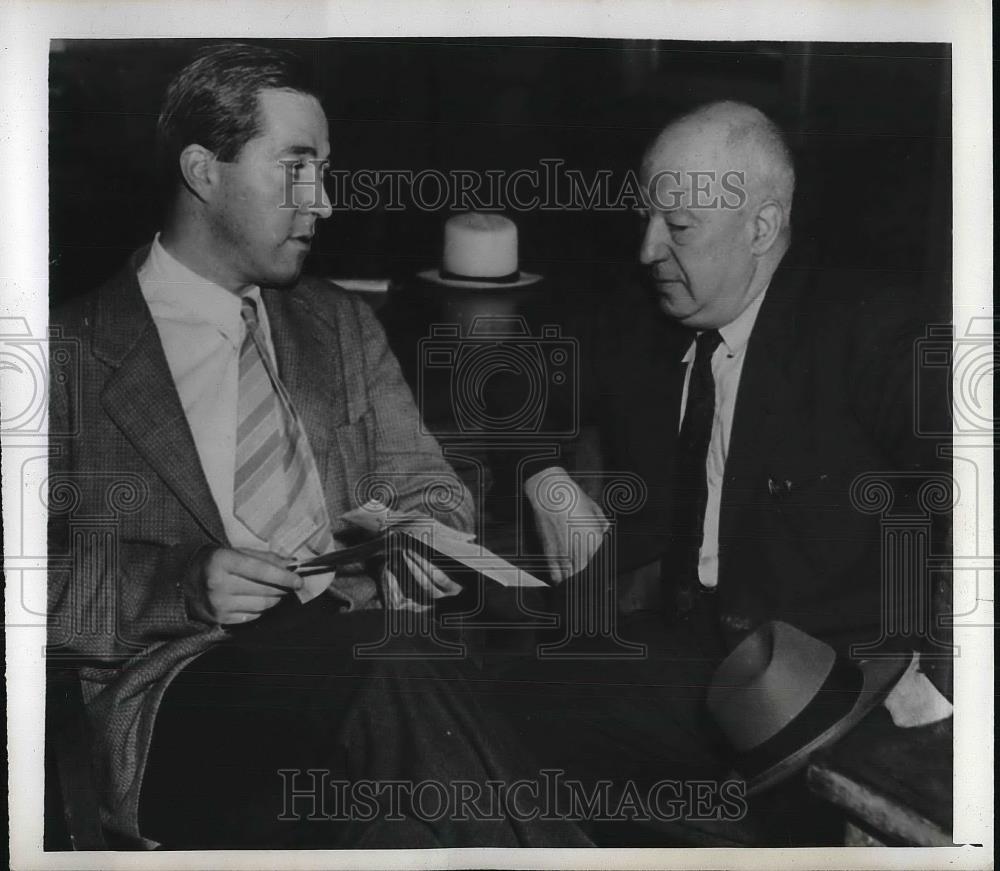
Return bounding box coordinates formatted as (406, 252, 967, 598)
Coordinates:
(293, 501, 548, 601)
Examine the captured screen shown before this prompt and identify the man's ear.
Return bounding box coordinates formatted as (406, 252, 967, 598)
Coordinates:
(750, 200, 785, 256)
(177, 144, 218, 201)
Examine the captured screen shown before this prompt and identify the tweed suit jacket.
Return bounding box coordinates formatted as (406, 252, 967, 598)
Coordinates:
(47, 246, 475, 842)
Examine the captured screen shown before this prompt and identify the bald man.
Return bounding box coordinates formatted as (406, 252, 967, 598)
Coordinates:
(527, 99, 944, 649)
(507, 102, 946, 830)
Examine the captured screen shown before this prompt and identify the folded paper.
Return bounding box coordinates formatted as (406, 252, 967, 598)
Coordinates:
(882, 653, 954, 728)
(290, 500, 547, 604)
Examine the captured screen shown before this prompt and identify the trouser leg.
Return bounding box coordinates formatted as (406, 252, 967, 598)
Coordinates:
(139, 597, 590, 848)
(469, 581, 735, 836)
(481, 609, 728, 782)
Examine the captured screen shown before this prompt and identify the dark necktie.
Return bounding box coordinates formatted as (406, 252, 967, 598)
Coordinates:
(664, 329, 723, 614)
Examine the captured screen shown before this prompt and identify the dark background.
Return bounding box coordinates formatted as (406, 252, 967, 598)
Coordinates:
(49, 38, 951, 314)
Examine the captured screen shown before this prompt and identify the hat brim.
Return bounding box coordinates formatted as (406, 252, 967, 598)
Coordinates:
(416, 268, 543, 290)
(738, 652, 915, 795)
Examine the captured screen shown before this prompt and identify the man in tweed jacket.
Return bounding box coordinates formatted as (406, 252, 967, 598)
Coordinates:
(47, 44, 585, 850)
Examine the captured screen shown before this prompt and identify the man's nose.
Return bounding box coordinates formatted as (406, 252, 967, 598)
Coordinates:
(304, 173, 333, 220)
(639, 215, 670, 265)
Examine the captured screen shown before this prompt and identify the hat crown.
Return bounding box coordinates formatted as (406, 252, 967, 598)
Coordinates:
(442, 212, 518, 280)
(707, 621, 836, 752)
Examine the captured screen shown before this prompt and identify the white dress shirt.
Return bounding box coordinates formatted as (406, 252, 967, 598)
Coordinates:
(137, 235, 282, 551)
(678, 288, 768, 588)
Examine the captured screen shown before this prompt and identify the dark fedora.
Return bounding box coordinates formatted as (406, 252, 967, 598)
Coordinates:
(706, 621, 913, 794)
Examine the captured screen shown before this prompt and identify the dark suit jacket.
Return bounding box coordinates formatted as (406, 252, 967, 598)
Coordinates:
(47, 247, 474, 842)
(570, 257, 948, 654)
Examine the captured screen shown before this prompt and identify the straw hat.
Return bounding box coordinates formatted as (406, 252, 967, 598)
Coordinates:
(418, 212, 542, 289)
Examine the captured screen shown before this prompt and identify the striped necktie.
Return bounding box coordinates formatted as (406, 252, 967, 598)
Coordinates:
(234, 296, 332, 558)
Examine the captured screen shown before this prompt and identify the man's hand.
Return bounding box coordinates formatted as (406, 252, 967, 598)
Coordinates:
(381, 547, 462, 611)
(402, 548, 463, 598)
(184, 547, 304, 625)
(525, 466, 610, 583)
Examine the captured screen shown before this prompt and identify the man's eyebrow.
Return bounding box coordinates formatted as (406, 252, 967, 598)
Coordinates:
(662, 207, 700, 221)
(638, 205, 700, 221)
(281, 146, 328, 162)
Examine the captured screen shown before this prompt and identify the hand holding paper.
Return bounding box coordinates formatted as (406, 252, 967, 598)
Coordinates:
(285, 500, 548, 609)
(382, 547, 464, 611)
(187, 547, 304, 623)
(524, 467, 610, 582)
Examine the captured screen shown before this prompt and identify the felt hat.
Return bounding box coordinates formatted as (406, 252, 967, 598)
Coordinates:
(707, 620, 912, 794)
(418, 212, 542, 289)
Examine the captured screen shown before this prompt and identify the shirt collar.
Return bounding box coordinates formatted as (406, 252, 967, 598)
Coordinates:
(682, 283, 770, 363)
(138, 233, 261, 348)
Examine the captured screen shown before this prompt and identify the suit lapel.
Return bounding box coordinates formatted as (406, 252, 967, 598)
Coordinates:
(666, 326, 693, 432)
(95, 251, 228, 544)
(720, 263, 804, 544)
(623, 307, 690, 474)
(262, 286, 351, 509)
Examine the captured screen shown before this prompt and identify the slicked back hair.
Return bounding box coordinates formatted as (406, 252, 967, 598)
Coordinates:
(155, 43, 322, 198)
